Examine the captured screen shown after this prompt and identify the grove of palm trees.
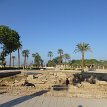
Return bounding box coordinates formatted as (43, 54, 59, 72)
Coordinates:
(0, 25, 107, 71)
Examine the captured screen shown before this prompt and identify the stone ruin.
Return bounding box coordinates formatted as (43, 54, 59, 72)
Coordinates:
(1, 71, 107, 98)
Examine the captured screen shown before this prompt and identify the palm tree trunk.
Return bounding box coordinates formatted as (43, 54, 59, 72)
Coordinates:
(24, 57, 26, 68)
(18, 48, 20, 67)
(59, 54, 62, 65)
(26, 57, 28, 68)
(65, 59, 67, 68)
(2, 47, 4, 67)
(9, 53, 12, 67)
(82, 51, 84, 71)
(33, 58, 35, 64)
(13, 58, 14, 67)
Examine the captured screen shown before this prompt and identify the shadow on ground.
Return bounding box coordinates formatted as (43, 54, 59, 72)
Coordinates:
(0, 71, 21, 78)
(78, 105, 83, 107)
(52, 85, 68, 91)
(0, 90, 48, 107)
(0, 92, 7, 94)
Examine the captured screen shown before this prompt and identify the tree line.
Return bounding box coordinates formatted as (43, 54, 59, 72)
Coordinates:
(47, 43, 91, 71)
(0, 25, 106, 70)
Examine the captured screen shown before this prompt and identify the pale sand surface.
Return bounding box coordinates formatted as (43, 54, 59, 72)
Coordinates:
(0, 94, 107, 107)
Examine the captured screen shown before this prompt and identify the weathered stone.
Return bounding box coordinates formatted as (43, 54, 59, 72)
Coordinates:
(54, 73, 57, 76)
(27, 75, 34, 80)
(81, 82, 91, 86)
(56, 72, 67, 79)
(96, 80, 107, 85)
(49, 72, 54, 75)
(14, 80, 19, 83)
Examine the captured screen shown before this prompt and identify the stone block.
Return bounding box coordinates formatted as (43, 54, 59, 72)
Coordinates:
(27, 75, 34, 80)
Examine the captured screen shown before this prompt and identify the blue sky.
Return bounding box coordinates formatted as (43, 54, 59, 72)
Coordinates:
(0, 0, 107, 65)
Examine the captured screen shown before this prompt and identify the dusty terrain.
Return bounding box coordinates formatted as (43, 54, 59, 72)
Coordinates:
(0, 70, 107, 99)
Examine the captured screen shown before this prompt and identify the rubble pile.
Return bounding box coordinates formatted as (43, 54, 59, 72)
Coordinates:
(0, 71, 107, 98)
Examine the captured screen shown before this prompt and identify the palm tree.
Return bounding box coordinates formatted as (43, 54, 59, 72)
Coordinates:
(48, 51, 53, 60)
(58, 49, 63, 65)
(17, 43, 22, 68)
(33, 53, 42, 68)
(32, 53, 36, 64)
(63, 53, 71, 63)
(22, 50, 30, 68)
(63, 54, 71, 68)
(74, 42, 91, 71)
(12, 56, 16, 67)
